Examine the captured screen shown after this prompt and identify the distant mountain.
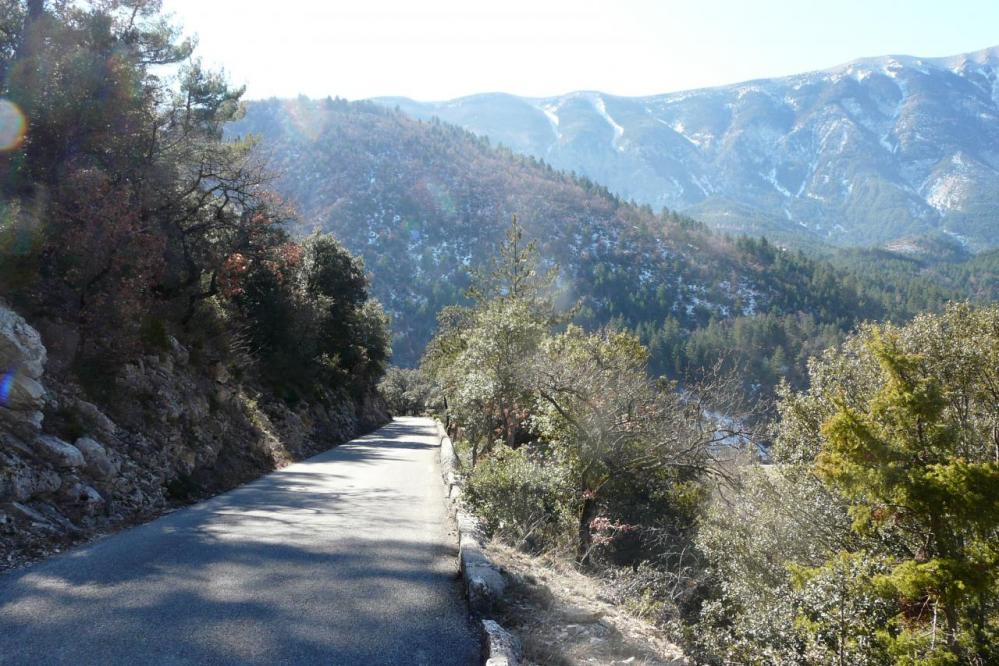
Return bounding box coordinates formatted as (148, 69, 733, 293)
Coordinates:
(376, 46, 999, 249)
(231, 99, 963, 386)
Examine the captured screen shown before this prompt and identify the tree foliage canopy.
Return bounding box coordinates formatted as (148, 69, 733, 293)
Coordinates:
(694, 304, 999, 665)
(0, 0, 389, 398)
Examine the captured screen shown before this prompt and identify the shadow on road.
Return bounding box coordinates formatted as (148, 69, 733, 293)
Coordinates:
(0, 418, 479, 665)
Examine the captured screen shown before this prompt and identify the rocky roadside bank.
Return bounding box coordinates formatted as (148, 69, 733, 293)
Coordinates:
(0, 301, 388, 572)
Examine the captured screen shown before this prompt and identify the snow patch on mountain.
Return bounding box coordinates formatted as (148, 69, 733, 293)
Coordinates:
(841, 177, 854, 197)
(925, 152, 976, 212)
(878, 78, 908, 155)
(987, 65, 999, 109)
(765, 168, 793, 198)
(376, 45, 999, 248)
(657, 117, 711, 148)
(540, 103, 562, 142)
(943, 229, 971, 247)
(669, 176, 685, 197)
(592, 95, 625, 152)
(691, 174, 714, 198)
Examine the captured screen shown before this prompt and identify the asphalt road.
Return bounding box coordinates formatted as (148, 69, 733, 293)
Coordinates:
(0, 417, 480, 665)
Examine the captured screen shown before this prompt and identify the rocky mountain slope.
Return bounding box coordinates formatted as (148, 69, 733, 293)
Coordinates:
(231, 98, 961, 373)
(378, 46, 999, 249)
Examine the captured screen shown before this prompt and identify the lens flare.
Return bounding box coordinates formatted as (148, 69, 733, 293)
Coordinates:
(0, 100, 27, 152)
(0, 369, 15, 407)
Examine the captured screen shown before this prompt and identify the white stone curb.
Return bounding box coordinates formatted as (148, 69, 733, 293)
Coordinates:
(482, 619, 520, 666)
(435, 420, 520, 666)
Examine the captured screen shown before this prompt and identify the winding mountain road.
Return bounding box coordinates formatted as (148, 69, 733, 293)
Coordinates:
(0, 417, 480, 665)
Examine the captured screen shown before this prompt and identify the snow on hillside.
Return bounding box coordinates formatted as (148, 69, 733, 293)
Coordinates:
(375, 46, 999, 249)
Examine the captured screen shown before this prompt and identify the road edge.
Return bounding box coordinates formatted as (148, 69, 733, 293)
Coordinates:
(435, 420, 521, 666)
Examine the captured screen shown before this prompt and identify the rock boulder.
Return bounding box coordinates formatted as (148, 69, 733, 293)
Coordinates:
(34, 435, 85, 469)
(0, 303, 46, 380)
(73, 436, 118, 479)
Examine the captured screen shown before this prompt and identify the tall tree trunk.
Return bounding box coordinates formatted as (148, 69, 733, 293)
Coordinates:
(2, 0, 46, 187)
(943, 600, 960, 658)
(576, 494, 598, 564)
(6, 0, 44, 82)
(504, 404, 516, 448)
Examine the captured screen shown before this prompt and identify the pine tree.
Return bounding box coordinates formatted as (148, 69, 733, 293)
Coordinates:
(816, 332, 999, 664)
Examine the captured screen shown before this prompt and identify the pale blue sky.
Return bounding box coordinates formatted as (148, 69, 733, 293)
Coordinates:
(161, 0, 999, 101)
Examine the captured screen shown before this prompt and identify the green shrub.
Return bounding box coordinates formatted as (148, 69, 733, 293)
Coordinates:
(689, 304, 999, 665)
(0, 201, 43, 298)
(464, 445, 575, 552)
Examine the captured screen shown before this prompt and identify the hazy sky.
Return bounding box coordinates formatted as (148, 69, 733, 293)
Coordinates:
(160, 0, 999, 101)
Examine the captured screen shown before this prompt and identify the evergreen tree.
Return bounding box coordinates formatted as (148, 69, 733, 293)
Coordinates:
(816, 332, 999, 663)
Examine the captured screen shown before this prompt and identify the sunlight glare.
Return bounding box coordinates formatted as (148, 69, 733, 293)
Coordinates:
(0, 100, 27, 152)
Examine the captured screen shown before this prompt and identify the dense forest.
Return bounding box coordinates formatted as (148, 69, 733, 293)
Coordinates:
(232, 97, 994, 407)
(823, 236, 999, 304)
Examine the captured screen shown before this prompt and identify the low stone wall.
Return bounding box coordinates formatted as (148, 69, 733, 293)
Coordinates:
(435, 420, 521, 666)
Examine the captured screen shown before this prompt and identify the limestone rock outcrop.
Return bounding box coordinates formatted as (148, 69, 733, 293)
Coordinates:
(0, 302, 48, 439)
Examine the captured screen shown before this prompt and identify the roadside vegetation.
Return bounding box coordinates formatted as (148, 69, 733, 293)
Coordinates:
(425, 219, 999, 666)
(377, 366, 441, 416)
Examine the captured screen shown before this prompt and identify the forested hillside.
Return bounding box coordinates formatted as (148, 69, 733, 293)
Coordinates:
(233, 97, 979, 399)
(825, 235, 999, 303)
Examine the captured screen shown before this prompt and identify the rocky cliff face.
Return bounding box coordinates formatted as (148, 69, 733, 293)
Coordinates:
(0, 302, 388, 570)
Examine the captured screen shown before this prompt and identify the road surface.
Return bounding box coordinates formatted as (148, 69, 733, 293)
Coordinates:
(0, 417, 480, 665)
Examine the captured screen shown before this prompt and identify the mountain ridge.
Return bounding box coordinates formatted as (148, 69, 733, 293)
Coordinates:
(372, 45, 999, 249)
(375, 45, 999, 105)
